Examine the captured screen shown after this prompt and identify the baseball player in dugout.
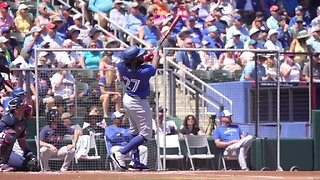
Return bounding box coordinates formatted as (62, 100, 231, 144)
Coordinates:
(0, 97, 39, 172)
(111, 45, 159, 171)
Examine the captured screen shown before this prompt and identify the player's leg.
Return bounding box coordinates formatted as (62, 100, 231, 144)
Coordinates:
(138, 145, 148, 166)
(100, 94, 110, 117)
(56, 146, 75, 172)
(110, 146, 128, 171)
(0, 129, 17, 171)
(7, 151, 24, 170)
(39, 147, 54, 171)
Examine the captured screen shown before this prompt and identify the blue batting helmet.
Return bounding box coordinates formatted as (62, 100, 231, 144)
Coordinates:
(12, 87, 25, 98)
(122, 45, 145, 62)
(8, 97, 24, 111)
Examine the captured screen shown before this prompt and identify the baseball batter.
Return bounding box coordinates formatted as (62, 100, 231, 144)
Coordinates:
(111, 45, 159, 171)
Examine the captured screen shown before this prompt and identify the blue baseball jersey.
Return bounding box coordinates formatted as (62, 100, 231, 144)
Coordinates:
(117, 62, 156, 98)
(213, 124, 243, 142)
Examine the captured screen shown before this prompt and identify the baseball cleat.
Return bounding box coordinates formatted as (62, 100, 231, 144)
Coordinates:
(128, 162, 150, 171)
(0, 164, 14, 172)
(111, 152, 127, 170)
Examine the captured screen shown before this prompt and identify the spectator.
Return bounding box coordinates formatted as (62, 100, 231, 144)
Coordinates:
(311, 6, 320, 27)
(179, 114, 204, 137)
(23, 26, 44, 66)
(99, 67, 121, 117)
(0, 104, 4, 118)
(277, 16, 291, 50)
(55, 39, 78, 68)
(303, 52, 320, 82)
(240, 39, 258, 67)
(68, 14, 91, 47)
(289, 29, 309, 67)
(83, 106, 105, 135)
(39, 109, 80, 172)
(289, 5, 311, 28)
(138, 14, 161, 48)
(50, 15, 67, 40)
(105, 37, 122, 64)
(43, 23, 63, 48)
(266, 5, 280, 30)
(203, 25, 224, 57)
(226, 15, 249, 44)
(306, 26, 320, 53)
(122, 2, 145, 44)
(99, 51, 117, 78)
(1, 27, 19, 59)
(34, 3, 50, 28)
(36, 0, 59, 17)
(88, 0, 113, 28)
(264, 55, 277, 81)
(230, 30, 244, 49)
(219, 42, 241, 73)
(0, 36, 14, 64)
(176, 27, 192, 48)
(213, 110, 254, 171)
(109, 0, 125, 41)
(264, 29, 284, 52)
(58, 5, 74, 39)
(0, 2, 15, 30)
(51, 70, 76, 104)
(197, 40, 219, 71)
(201, 15, 214, 37)
(134, 0, 148, 16)
(185, 16, 203, 43)
(67, 28, 84, 48)
(175, 1, 189, 21)
(89, 27, 103, 48)
(152, 106, 178, 136)
(61, 112, 81, 130)
(105, 111, 148, 171)
(240, 54, 269, 81)
(14, 4, 32, 37)
(289, 16, 306, 40)
(80, 40, 102, 69)
(244, 28, 263, 49)
(75, 0, 91, 23)
(280, 53, 301, 82)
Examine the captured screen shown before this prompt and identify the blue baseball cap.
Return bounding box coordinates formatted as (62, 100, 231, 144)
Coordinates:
(207, 25, 218, 33)
(234, 15, 242, 21)
(1, 26, 10, 34)
(187, 15, 197, 21)
(219, 110, 233, 117)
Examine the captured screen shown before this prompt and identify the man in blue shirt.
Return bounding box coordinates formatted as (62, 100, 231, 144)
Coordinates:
(105, 111, 148, 171)
(240, 55, 269, 81)
(213, 110, 254, 171)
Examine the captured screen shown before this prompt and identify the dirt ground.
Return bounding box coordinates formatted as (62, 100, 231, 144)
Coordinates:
(1, 171, 320, 180)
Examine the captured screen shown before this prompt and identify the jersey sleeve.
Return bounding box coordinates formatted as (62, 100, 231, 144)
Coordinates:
(213, 127, 221, 140)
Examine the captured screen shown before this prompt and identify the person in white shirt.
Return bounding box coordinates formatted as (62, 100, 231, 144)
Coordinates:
(55, 39, 79, 68)
(280, 53, 301, 82)
(264, 29, 284, 51)
(51, 70, 76, 104)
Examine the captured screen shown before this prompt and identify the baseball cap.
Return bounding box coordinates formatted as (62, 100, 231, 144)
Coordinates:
(187, 15, 197, 21)
(131, 2, 139, 8)
(233, 30, 241, 36)
(40, 40, 50, 47)
(295, 5, 303, 11)
(207, 25, 218, 32)
(248, 39, 257, 45)
(89, 28, 101, 37)
(46, 23, 56, 29)
(179, 27, 192, 34)
(268, 29, 279, 39)
(234, 15, 242, 21)
(161, 26, 170, 34)
(219, 110, 232, 117)
(190, 6, 199, 12)
(1, 26, 10, 34)
(270, 5, 279, 12)
(249, 28, 260, 37)
(202, 40, 210, 46)
(0, 36, 8, 43)
(0, 2, 10, 8)
(296, 16, 303, 22)
(225, 41, 234, 49)
(38, 51, 49, 59)
(61, 112, 72, 119)
(111, 111, 124, 120)
(73, 13, 83, 20)
(311, 26, 320, 33)
(60, 5, 72, 11)
(113, 0, 123, 6)
(18, 4, 29, 11)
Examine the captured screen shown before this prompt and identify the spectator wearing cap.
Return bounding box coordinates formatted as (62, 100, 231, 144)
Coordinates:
(196, 40, 219, 71)
(289, 30, 309, 67)
(219, 41, 241, 73)
(105, 111, 148, 170)
(88, 28, 103, 48)
(67, 28, 84, 49)
(266, 5, 280, 30)
(213, 109, 254, 171)
(43, 23, 63, 48)
(68, 14, 91, 46)
(280, 53, 301, 82)
(0, 2, 14, 30)
(122, 2, 145, 42)
(203, 25, 224, 57)
(212, 9, 228, 35)
(226, 15, 249, 43)
(50, 15, 67, 40)
(168, 7, 184, 41)
(277, 16, 291, 49)
(0, 36, 14, 64)
(176, 27, 192, 48)
(152, 106, 178, 136)
(88, 0, 113, 28)
(34, 3, 50, 28)
(105, 37, 122, 64)
(240, 54, 269, 82)
(311, 6, 320, 28)
(14, 4, 32, 37)
(138, 14, 160, 48)
(230, 30, 244, 49)
(109, 0, 126, 41)
(61, 112, 81, 130)
(264, 29, 284, 52)
(22, 26, 44, 66)
(307, 26, 320, 53)
(59, 5, 74, 34)
(240, 39, 258, 67)
(289, 5, 311, 28)
(201, 15, 214, 37)
(184, 16, 203, 42)
(303, 52, 320, 82)
(50, 69, 76, 104)
(289, 16, 306, 40)
(251, 11, 267, 31)
(1, 27, 19, 59)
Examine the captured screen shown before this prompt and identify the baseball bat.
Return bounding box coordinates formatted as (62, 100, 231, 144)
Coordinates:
(158, 15, 181, 47)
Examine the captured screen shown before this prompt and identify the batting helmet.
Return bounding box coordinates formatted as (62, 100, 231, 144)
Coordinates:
(12, 87, 25, 98)
(47, 109, 60, 122)
(122, 45, 145, 62)
(8, 97, 24, 111)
